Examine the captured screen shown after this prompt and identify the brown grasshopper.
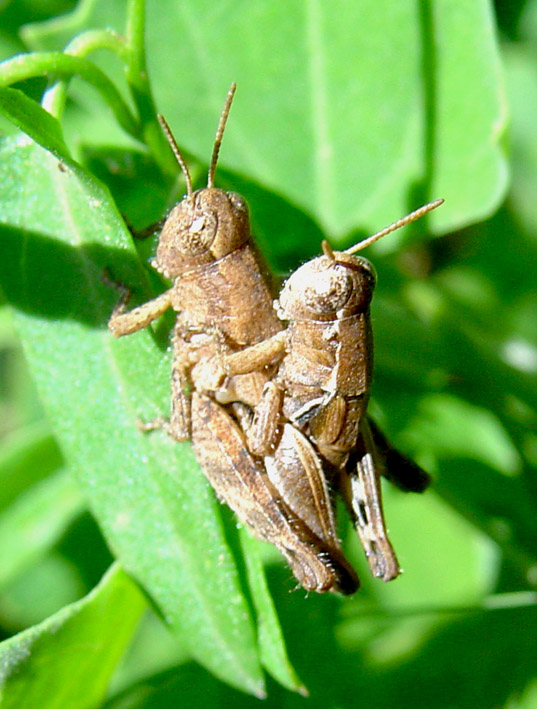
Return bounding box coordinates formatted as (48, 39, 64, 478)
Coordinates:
(108, 84, 359, 594)
(222, 201, 442, 582)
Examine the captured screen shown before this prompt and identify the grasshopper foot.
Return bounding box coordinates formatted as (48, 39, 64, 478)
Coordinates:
(136, 416, 189, 442)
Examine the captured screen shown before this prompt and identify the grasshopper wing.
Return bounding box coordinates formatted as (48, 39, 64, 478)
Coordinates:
(191, 393, 359, 594)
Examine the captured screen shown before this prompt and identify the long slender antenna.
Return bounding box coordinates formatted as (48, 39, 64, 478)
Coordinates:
(207, 82, 237, 188)
(157, 114, 193, 199)
(345, 199, 444, 255)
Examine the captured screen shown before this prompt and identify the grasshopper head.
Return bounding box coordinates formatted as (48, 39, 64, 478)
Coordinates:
(278, 252, 376, 322)
(154, 85, 250, 278)
(278, 200, 444, 320)
(153, 188, 251, 277)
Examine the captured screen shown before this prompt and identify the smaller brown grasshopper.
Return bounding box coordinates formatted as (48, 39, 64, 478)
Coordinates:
(108, 85, 358, 594)
(222, 200, 442, 582)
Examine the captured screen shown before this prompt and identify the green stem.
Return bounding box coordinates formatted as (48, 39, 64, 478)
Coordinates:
(0, 52, 141, 140)
(125, 0, 177, 177)
(126, 0, 146, 86)
(66, 28, 129, 62)
(43, 29, 129, 119)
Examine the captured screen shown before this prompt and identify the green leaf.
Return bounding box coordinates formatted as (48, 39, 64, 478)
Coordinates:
(403, 394, 522, 476)
(0, 469, 84, 590)
(0, 421, 63, 510)
(0, 564, 146, 709)
(0, 554, 86, 631)
(147, 0, 507, 238)
(425, 0, 508, 230)
(21, 0, 506, 240)
(0, 87, 70, 161)
(239, 527, 307, 696)
(0, 136, 264, 697)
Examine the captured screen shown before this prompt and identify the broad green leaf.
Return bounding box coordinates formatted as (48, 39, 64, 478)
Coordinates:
(155, 0, 507, 238)
(403, 394, 522, 476)
(0, 136, 264, 697)
(22, 0, 506, 239)
(0, 564, 146, 708)
(0, 87, 70, 161)
(239, 527, 307, 696)
(504, 41, 537, 232)
(0, 469, 84, 589)
(426, 0, 508, 229)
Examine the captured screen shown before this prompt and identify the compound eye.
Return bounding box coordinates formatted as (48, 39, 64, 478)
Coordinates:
(355, 256, 377, 287)
(302, 266, 353, 314)
(228, 191, 249, 215)
(183, 211, 217, 254)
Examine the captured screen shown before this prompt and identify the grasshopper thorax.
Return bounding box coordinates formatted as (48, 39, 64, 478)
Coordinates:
(154, 187, 251, 278)
(278, 253, 376, 322)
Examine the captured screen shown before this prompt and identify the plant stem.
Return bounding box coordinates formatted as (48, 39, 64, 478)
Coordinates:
(0, 52, 141, 141)
(42, 29, 129, 119)
(125, 0, 177, 177)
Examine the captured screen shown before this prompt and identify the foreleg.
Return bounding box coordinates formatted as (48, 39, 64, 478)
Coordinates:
(108, 288, 173, 337)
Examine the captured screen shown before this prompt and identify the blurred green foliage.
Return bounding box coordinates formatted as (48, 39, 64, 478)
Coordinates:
(0, 0, 536, 706)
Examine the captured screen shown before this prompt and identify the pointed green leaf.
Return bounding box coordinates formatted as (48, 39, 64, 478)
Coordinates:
(240, 527, 307, 696)
(0, 136, 264, 696)
(0, 564, 146, 709)
(0, 87, 70, 161)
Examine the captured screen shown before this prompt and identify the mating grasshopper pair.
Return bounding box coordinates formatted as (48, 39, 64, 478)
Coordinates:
(109, 84, 439, 594)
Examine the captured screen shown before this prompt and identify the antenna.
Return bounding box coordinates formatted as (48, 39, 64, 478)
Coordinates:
(157, 114, 193, 199)
(345, 199, 444, 255)
(207, 82, 237, 188)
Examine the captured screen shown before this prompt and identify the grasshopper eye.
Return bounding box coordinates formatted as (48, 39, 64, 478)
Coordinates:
(228, 192, 249, 215)
(354, 257, 377, 289)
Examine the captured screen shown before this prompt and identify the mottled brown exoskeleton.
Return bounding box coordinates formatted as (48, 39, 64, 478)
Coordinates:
(223, 201, 442, 582)
(108, 84, 358, 595)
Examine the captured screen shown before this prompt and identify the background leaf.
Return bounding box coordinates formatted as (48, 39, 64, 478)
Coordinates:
(20, 0, 506, 239)
(0, 468, 83, 589)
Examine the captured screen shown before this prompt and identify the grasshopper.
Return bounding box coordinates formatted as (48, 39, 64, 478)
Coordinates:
(223, 201, 442, 582)
(108, 85, 358, 594)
